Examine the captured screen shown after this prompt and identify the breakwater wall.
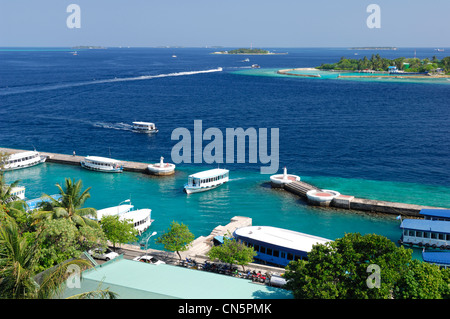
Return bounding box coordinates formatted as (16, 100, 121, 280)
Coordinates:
(279, 180, 447, 218)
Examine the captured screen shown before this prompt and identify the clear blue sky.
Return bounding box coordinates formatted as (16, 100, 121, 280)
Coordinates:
(0, 0, 448, 47)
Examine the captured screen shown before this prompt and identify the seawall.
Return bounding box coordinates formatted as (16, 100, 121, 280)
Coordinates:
(280, 180, 447, 218)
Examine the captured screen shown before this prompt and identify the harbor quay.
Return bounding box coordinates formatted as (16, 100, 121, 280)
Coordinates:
(2, 147, 446, 218)
(0, 147, 150, 173)
(278, 179, 447, 218)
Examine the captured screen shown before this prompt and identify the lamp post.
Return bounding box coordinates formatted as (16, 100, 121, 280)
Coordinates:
(141, 231, 157, 255)
(118, 199, 131, 215)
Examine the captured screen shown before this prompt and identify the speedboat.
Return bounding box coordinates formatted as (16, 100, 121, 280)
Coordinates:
(184, 168, 229, 194)
(80, 156, 123, 173)
(132, 122, 158, 134)
(1, 150, 46, 171)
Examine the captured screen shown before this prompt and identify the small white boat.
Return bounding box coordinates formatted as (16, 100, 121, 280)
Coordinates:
(1, 150, 46, 171)
(251, 64, 260, 69)
(147, 156, 175, 175)
(96, 200, 153, 235)
(184, 168, 229, 194)
(80, 156, 123, 173)
(132, 121, 158, 134)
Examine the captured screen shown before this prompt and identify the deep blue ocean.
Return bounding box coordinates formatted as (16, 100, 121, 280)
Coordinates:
(1, 47, 449, 254)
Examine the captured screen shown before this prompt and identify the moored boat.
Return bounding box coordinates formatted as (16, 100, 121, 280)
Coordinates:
(147, 156, 175, 175)
(132, 122, 159, 134)
(80, 156, 123, 173)
(233, 226, 332, 267)
(96, 200, 154, 235)
(1, 150, 46, 171)
(399, 217, 450, 250)
(184, 168, 229, 194)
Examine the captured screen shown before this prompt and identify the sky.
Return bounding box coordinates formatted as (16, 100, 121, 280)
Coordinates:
(0, 0, 449, 47)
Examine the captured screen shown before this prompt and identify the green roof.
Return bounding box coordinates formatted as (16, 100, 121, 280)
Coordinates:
(62, 257, 292, 299)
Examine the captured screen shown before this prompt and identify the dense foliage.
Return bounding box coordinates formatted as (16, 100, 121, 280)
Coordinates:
(284, 233, 450, 299)
(317, 54, 450, 73)
(156, 221, 195, 260)
(226, 48, 270, 54)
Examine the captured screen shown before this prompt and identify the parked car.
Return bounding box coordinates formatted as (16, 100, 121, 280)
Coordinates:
(88, 247, 119, 261)
(133, 255, 165, 265)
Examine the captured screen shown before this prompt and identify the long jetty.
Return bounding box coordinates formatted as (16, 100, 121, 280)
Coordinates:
(0, 147, 149, 173)
(280, 180, 447, 218)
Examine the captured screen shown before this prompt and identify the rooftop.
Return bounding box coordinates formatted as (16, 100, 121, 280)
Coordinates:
(189, 168, 229, 179)
(420, 209, 450, 219)
(234, 226, 331, 253)
(400, 219, 450, 233)
(62, 257, 292, 299)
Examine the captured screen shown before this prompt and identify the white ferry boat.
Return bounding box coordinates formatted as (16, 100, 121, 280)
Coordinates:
(132, 122, 159, 134)
(233, 226, 332, 267)
(1, 150, 46, 171)
(96, 201, 154, 235)
(184, 168, 229, 194)
(147, 156, 175, 175)
(80, 156, 123, 173)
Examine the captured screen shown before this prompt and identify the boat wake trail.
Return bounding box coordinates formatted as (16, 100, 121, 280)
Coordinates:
(0, 68, 223, 96)
(92, 122, 134, 131)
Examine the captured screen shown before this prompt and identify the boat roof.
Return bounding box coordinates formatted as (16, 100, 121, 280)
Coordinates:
(422, 251, 450, 265)
(420, 209, 450, 219)
(26, 194, 61, 210)
(7, 151, 39, 159)
(96, 204, 134, 219)
(189, 168, 229, 179)
(121, 208, 151, 222)
(400, 219, 450, 233)
(133, 121, 155, 125)
(234, 226, 331, 253)
(84, 156, 121, 163)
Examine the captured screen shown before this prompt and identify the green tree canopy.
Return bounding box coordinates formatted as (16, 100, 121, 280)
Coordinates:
(156, 221, 195, 260)
(207, 235, 257, 271)
(284, 233, 413, 299)
(100, 215, 138, 251)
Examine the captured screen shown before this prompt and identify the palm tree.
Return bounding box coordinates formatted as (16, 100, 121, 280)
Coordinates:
(33, 178, 99, 228)
(0, 173, 28, 224)
(0, 218, 117, 299)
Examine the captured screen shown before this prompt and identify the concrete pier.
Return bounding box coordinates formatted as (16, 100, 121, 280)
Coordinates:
(0, 147, 149, 173)
(279, 180, 448, 218)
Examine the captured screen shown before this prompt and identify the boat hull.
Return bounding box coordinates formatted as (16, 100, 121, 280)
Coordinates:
(184, 183, 224, 194)
(80, 161, 123, 173)
(2, 156, 46, 171)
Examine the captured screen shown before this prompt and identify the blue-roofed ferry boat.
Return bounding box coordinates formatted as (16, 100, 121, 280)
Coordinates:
(422, 250, 450, 269)
(233, 226, 332, 267)
(399, 209, 450, 250)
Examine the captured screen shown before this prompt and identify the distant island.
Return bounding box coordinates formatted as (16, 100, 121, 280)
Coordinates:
(317, 54, 450, 74)
(72, 46, 106, 49)
(350, 47, 397, 50)
(212, 48, 287, 55)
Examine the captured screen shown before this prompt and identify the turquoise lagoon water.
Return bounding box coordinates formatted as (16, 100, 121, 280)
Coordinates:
(5, 162, 449, 259)
(234, 68, 450, 85)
